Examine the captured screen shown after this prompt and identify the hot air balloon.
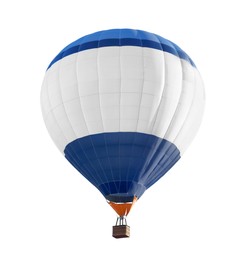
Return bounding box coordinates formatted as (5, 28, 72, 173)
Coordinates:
(41, 29, 205, 238)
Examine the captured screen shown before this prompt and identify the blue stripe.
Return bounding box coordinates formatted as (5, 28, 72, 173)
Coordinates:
(64, 132, 180, 203)
(47, 29, 196, 69)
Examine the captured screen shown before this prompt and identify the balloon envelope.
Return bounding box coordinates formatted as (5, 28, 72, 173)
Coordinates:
(41, 29, 205, 206)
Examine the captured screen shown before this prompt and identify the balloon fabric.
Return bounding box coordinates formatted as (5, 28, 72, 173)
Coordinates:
(41, 29, 205, 217)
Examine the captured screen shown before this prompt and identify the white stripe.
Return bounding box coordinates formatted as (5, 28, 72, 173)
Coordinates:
(41, 46, 205, 154)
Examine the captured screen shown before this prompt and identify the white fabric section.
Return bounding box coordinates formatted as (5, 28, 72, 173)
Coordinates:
(41, 46, 205, 154)
(76, 48, 104, 135)
(119, 47, 143, 131)
(173, 70, 205, 154)
(98, 47, 121, 132)
(151, 53, 183, 137)
(163, 59, 196, 142)
(136, 48, 165, 133)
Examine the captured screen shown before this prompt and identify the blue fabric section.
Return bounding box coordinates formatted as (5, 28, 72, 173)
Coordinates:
(64, 132, 180, 203)
(47, 29, 195, 69)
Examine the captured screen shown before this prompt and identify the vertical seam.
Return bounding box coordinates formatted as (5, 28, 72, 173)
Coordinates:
(133, 36, 166, 184)
(96, 32, 114, 195)
(118, 30, 122, 194)
(135, 35, 145, 132)
(141, 40, 184, 185)
(172, 64, 198, 152)
(46, 66, 68, 146)
(127, 30, 144, 194)
(163, 44, 185, 141)
(75, 47, 104, 186)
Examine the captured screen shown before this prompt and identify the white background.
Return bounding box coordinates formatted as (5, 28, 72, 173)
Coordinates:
(1, 0, 242, 259)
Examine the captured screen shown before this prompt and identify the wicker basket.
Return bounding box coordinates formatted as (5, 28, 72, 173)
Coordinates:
(112, 225, 130, 238)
